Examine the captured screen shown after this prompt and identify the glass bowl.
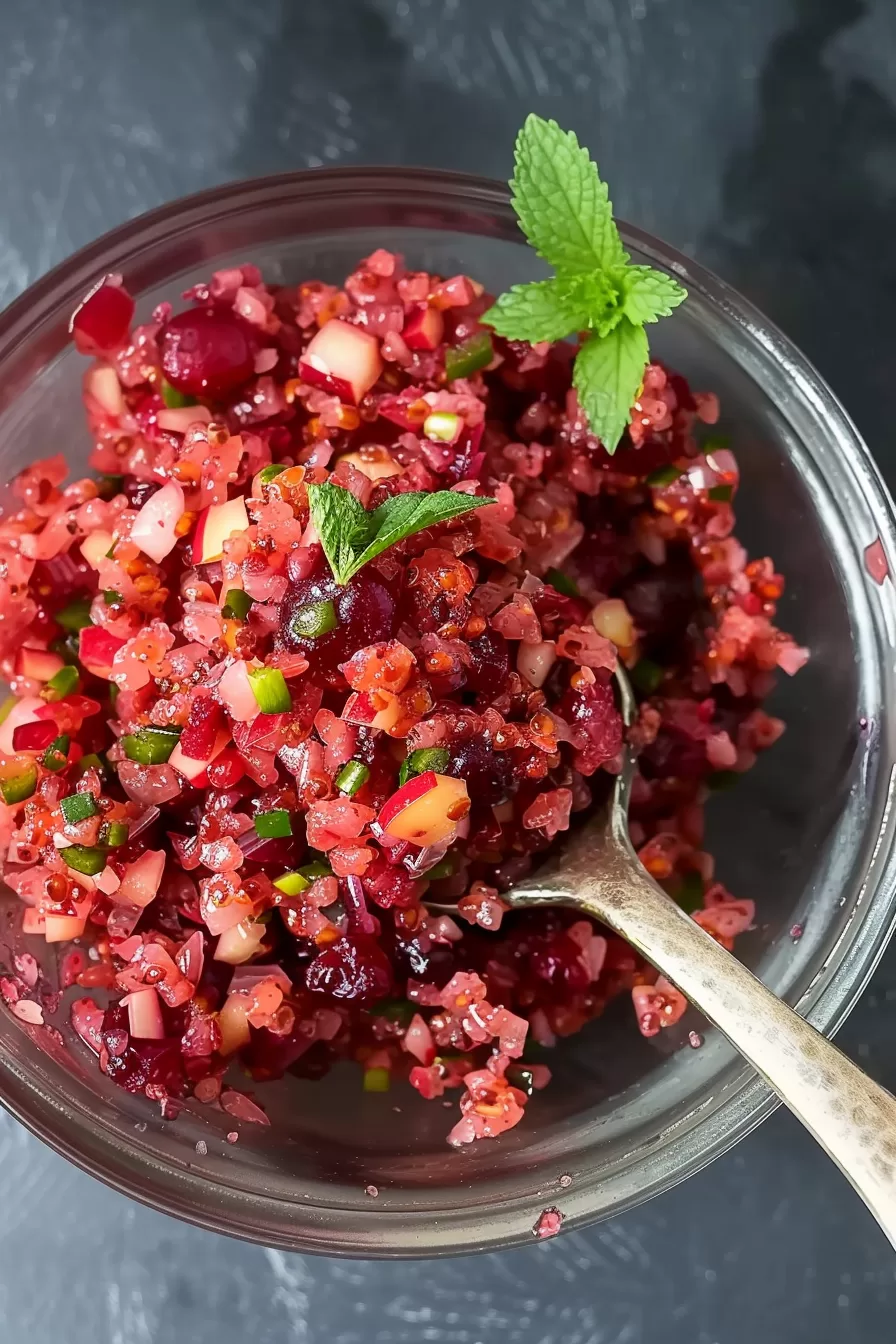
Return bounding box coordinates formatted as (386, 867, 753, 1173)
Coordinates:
(0, 168, 894, 1258)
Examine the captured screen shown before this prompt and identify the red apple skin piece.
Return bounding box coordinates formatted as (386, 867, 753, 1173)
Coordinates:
(377, 771, 470, 846)
(79, 626, 127, 678)
(192, 497, 250, 566)
(402, 304, 444, 351)
(298, 319, 383, 404)
(341, 690, 402, 733)
(15, 648, 65, 682)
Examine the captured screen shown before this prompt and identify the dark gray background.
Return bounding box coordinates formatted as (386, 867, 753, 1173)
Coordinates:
(1, 0, 895, 1339)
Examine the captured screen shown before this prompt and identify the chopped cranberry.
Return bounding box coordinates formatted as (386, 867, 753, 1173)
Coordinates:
(305, 935, 394, 1006)
(179, 696, 226, 761)
(159, 308, 256, 400)
(640, 727, 708, 781)
(530, 932, 591, 993)
(619, 555, 698, 646)
(70, 278, 135, 355)
(464, 628, 510, 694)
(99, 1005, 187, 1097)
(445, 737, 516, 806)
(363, 853, 421, 909)
(279, 566, 399, 679)
(557, 676, 623, 770)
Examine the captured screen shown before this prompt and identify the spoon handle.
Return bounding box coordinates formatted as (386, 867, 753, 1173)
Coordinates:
(564, 856, 896, 1247)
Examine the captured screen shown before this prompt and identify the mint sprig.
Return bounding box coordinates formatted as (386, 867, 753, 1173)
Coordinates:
(482, 115, 687, 453)
(306, 482, 494, 586)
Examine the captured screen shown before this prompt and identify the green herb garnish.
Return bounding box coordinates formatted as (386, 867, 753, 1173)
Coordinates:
(630, 657, 664, 696)
(258, 463, 287, 486)
(160, 380, 197, 409)
(61, 844, 106, 876)
(645, 464, 683, 488)
(99, 820, 129, 848)
(42, 665, 81, 702)
(335, 760, 370, 796)
(273, 870, 310, 896)
(444, 331, 494, 382)
(222, 589, 253, 622)
(247, 666, 291, 714)
(0, 764, 37, 805)
(544, 567, 580, 598)
(254, 809, 293, 839)
(55, 597, 93, 633)
(121, 726, 181, 765)
(60, 792, 98, 825)
(674, 870, 705, 914)
(42, 734, 70, 773)
(288, 599, 338, 641)
(307, 482, 494, 587)
(482, 115, 687, 454)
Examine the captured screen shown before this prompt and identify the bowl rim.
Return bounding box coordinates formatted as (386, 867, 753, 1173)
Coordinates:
(2, 164, 896, 1257)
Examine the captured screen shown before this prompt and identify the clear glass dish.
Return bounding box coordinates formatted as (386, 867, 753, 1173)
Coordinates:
(0, 168, 894, 1257)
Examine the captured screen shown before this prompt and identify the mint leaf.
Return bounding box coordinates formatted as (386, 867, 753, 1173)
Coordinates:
(351, 492, 493, 576)
(573, 320, 648, 454)
(484, 272, 624, 345)
(511, 115, 628, 275)
(622, 266, 688, 325)
(483, 277, 592, 343)
(306, 483, 375, 585)
(307, 483, 494, 585)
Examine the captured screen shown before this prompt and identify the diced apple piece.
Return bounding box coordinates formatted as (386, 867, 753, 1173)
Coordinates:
(80, 529, 115, 569)
(22, 908, 47, 936)
(45, 912, 88, 943)
(298, 319, 383, 404)
(337, 450, 403, 482)
(156, 404, 212, 434)
(0, 698, 44, 755)
(214, 918, 268, 965)
(192, 496, 250, 565)
(169, 730, 231, 782)
(15, 648, 65, 683)
(116, 849, 166, 909)
(217, 991, 253, 1055)
(130, 479, 185, 563)
(44, 893, 92, 944)
(216, 659, 258, 722)
(84, 364, 125, 417)
(122, 987, 165, 1040)
(342, 689, 403, 733)
(79, 625, 127, 678)
(377, 772, 470, 846)
(402, 303, 444, 351)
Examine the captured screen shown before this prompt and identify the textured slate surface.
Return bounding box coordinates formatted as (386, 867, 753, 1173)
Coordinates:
(2, 0, 896, 1338)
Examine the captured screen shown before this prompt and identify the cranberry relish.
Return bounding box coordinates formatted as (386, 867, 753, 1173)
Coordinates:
(0, 253, 806, 1145)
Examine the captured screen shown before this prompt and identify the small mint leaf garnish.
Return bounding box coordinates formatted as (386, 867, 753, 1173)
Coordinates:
(509, 114, 628, 275)
(307, 482, 494, 586)
(482, 114, 687, 454)
(621, 266, 687, 325)
(573, 320, 649, 456)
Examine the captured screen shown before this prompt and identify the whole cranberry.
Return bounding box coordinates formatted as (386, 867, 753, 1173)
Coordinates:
(445, 736, 516, 806)
(278, 565, 399, 680)
(464, 628, 510, 694)
(304, 935, 394, 1006)
(618, 556, 697, 646)
(159, 308, 256, 400)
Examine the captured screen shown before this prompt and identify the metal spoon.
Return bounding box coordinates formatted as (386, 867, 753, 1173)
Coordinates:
(436, 666, 896, 1246)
